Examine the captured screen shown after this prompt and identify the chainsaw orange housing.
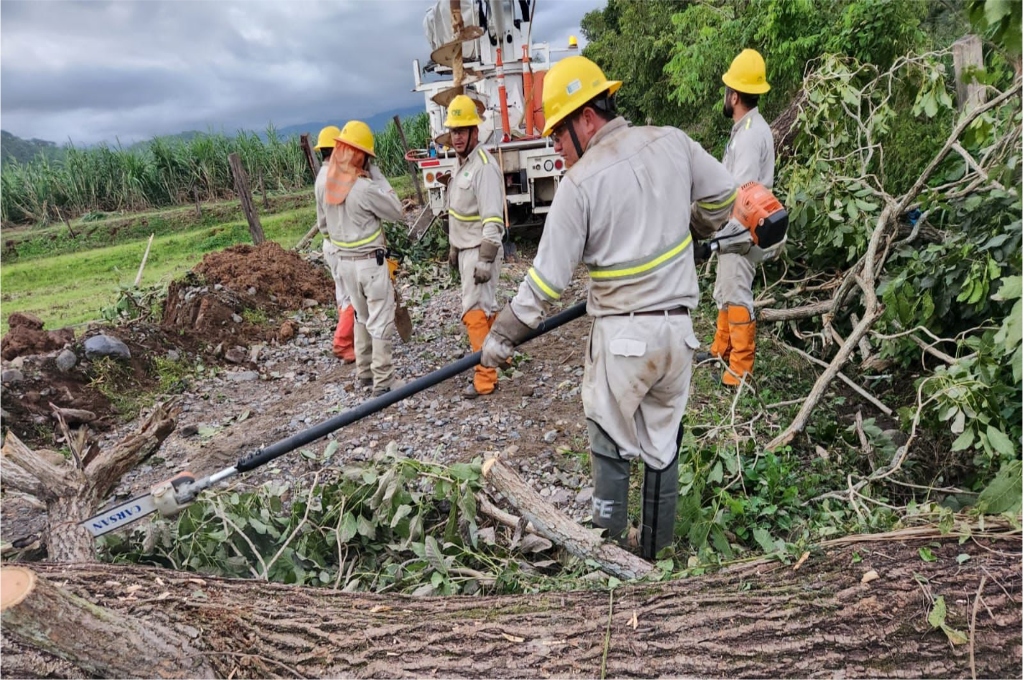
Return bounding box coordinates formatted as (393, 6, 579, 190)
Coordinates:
(732, 181, 788, 248)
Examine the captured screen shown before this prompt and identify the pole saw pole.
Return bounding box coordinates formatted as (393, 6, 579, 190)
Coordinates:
(174, 300, 588, 506)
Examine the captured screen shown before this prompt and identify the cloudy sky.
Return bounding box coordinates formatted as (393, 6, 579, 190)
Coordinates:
(0, 0, 604, 145)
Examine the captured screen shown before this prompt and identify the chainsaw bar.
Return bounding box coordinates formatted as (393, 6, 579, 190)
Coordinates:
(80, 493, 158, 537)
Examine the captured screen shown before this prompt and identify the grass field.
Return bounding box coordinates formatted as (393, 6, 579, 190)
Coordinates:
(1, 205, 317, 334)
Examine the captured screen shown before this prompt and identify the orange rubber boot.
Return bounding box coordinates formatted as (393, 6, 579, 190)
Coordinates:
(708, 308, 731, 361)
(333, 305, 356, 363)
(463, 309, 497, 395)
(723, 305, 755, 386)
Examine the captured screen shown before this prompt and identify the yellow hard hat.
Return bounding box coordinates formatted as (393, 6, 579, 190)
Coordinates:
(568, 35, 578, 49)
(541, 55, 621, 137)
(336, 120, 376, 157)
(722, 49, 770, 95)
(444, 94, 484, 128)
(315, 125, 341, 151)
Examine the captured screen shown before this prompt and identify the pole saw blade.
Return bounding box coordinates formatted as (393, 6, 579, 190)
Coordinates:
(80, 493, 158, 537)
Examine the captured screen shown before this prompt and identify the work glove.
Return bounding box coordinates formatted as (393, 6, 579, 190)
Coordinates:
(448, 244, 459, 270)
(481, 306, 533, 368)
(693, 241, 712, 264)
(473, 241, 500, 284)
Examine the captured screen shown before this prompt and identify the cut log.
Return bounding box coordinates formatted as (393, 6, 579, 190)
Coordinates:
(7, 533, 1020, 678)
(1, 566, 214, 678)
(482, 457, 653, 580)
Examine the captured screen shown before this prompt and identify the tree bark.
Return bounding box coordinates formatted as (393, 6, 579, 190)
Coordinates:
(0, 402, 178, 562)
(483, 458, 653, 580)
(228, 153, 265, 245)
(1, 567, 215, 678)
(299, 133, 321, 181)
(5, 534, 1019, 678)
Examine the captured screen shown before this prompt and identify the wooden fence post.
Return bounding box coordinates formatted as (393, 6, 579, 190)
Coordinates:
(228, 153, 265, 245)
(953, 35, 986, 112)
(300, 133, 321, 181)
(393, 115, 426, 206)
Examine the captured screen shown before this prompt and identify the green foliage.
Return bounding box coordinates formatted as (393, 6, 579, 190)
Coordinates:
(967, 0, 1022, 54)
(99, 451, 595, 595)
(375, 113, 431, 179)
(1, 115, 430, 227)
(577, 0, 940, 150)
(580, 1, 690, 129)
(976, 460, 1023, 514)
(0, 130, 64, 164)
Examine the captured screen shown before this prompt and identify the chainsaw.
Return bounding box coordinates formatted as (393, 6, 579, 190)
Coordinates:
(696, 181, 788, 261)
(80, 301, 589, 538)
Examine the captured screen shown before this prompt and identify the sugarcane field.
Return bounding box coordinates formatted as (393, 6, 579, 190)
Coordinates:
(0, 0, 1021, 678)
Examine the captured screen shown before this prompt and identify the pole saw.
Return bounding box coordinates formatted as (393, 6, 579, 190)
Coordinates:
(80, 300, 589, 539)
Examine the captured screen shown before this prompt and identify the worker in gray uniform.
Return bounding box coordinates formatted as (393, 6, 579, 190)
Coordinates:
(317, 120, 405, 397)
(480, 56, 738, 559)
(695, 48, 776, 386)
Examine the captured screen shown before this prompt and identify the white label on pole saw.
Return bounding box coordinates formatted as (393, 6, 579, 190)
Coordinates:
(80, 494, 158, 537)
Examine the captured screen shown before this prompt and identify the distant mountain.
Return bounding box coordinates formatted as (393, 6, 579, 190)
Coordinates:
(0, 130, 65, 164)
(270, 105, 424, 140)
(0, 105, 426, 161)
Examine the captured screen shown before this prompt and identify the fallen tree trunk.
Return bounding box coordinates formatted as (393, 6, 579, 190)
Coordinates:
(482, 457, 653, 580)
(3, 533, 1018, 678)
(1, 566, 214, 678)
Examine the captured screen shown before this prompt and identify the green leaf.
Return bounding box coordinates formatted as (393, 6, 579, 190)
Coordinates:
(984, 0, 1012, 25)
(986, 425, 1016, 457)
(951, 430, 975, 452)
(607, 576, 622, 590)
(919, 547, 937, 562)
(390, 504, 413, 529)
(356, 514, 376, 539)
(338, 512, 358, 543)
(424, 535, 447, 575)
(992, 275, 1022, 301)
(977, 460, 1023, 514)
(322, 440, 339, 461)
(708, 461, 724, 484)
(956, 553, 971, 564)
(851, 551, 862, 564)
(927, 595, 948, 629)
(752, 527, 776, 554)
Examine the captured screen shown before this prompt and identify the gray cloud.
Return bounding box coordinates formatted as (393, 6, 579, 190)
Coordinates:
(0, 0, 604, 145)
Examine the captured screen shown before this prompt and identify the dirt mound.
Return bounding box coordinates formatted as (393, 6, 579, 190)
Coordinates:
(194, 241, 334, 312)
(161, 241, 334, 348)
(1, 312, 75, 360)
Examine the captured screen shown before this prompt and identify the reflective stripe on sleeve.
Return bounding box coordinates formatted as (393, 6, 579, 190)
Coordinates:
(696, 189, 737, 211)
(449, 209, 481, 222)
(478, 149, 489, 164)
(482, 216, 505, 226)
(588, 233, 693, 281)
(330, 228, 383, 249)
(527, 267, 562, 301)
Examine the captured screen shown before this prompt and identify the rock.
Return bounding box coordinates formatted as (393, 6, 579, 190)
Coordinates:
(231, 314, 243, 323)
(9, 357, 25, 369)
(83, 334, 131, 360)
(55, 349, 77, 372)
(279, 320, 298, 343)
(180, 424, 199, 438)
(575, 487, 594, 505)
(249, 344, 264, 363)
(550, 488, 573, 506)
(543, 430, 558, 443)
(213, 343, 224, 358)
(248, 287, 257, 296)
(224, 347, 248, 364)
(2, 369, 25, 384)
(302, 298, 319, 309)
(227, 371, 260, 383)
(166, 349, 181, 362)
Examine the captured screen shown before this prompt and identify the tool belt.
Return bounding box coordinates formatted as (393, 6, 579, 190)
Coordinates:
(337, 248, 387, 263)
